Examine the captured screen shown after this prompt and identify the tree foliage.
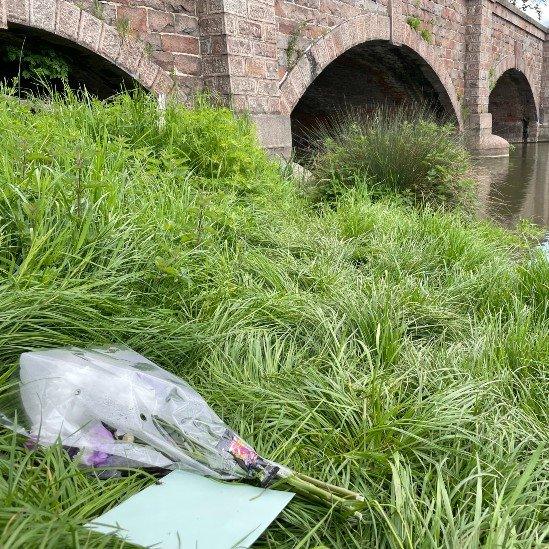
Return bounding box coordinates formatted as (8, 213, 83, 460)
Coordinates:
(509, 0, 547, 19)
(2, 44, 70, 82)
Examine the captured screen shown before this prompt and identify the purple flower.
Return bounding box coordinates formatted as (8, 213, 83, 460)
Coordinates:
(82, 449, 110, 467)
(24, 435, 38, 450)
(80, 422, 115, 467)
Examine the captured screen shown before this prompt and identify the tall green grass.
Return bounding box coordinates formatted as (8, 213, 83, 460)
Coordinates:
(0, 91, 547, 548)
(306, 107, 474, 207)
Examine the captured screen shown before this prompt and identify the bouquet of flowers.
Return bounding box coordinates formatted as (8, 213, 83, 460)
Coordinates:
(0, 346, 365, 517)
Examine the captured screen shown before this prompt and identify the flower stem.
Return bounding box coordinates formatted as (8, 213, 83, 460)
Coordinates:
(280, 474, 364, 519)
(294, 472, 365, 501)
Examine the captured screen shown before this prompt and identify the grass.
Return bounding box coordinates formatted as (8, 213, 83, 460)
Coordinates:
(0, 90, 547, 548)
(305, 107, 473, 208)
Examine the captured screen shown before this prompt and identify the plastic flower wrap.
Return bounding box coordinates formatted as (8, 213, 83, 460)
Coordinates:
(0, 346, 365, 515)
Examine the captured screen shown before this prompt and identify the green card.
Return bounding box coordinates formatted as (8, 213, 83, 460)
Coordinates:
(87, 470, 294, 548)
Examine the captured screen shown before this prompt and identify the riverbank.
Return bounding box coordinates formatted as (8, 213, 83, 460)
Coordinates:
(0, 93, 547, 548)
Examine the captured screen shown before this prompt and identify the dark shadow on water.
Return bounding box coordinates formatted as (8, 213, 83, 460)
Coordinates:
(473, 142, 549, 230)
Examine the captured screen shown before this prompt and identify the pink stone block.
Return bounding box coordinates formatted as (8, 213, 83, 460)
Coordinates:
(30, 0, 55, 31)
(0, 0, 7, 28)
(56, 1, 80, 42)
(7, 0, 30, 25)
(152, 71, 175, 95)
(99, 24, 123, 63)
(78, 11, 102, 51)
(136, 57, 160, 89)
(117, 41, 143, 76)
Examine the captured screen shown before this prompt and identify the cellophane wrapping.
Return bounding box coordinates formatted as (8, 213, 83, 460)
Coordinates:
(0, 346, 288, 483)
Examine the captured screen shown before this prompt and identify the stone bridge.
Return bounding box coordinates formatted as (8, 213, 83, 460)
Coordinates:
(1, 0, 548, 157)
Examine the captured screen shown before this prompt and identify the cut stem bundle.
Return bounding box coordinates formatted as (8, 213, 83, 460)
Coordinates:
(278, 472, 366, 518)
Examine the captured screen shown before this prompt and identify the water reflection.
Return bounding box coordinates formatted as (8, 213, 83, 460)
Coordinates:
(473, 142, 549, 229)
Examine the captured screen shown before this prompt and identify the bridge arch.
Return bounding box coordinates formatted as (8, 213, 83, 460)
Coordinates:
(3, 0, 173, 96)
(279, 13, 463, 149)
(488, 61, 539, 143)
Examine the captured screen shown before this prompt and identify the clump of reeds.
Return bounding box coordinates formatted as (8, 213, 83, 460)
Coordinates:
(305, 105, 475, 208)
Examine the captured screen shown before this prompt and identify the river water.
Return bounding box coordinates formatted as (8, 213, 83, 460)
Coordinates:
(473, 142, 549, 231)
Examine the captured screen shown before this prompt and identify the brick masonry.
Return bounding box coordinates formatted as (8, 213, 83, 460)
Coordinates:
(2, 0, 549, 156)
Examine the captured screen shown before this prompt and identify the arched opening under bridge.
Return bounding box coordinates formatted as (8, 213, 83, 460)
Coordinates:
(0, 24, 141, 98)
(488, 69, 538, 143)
(290, 40, 459, 152)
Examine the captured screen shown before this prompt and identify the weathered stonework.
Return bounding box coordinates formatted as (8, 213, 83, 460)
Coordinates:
(274, 0, 549, 156)
(0, 0, 6, 28)
(198, 0, 279, 113)
(2, 0, 549, 156)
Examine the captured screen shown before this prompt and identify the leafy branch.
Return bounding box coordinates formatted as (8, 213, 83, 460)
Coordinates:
(2, 44, 70, 82)
(508, 0, 547, 19)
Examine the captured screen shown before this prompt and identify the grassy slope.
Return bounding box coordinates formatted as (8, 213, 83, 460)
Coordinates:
(0, 93, 547, 548)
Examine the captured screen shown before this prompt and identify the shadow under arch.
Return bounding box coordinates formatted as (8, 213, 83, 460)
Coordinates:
(290, 39, 460, 151)
(278, 13, 462, 153)
(2, 0, 173, 97)
(489, 68, 538, 143)
(0, 24, 142, 98)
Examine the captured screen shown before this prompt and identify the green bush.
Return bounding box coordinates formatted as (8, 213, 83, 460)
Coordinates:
(2, 43, 71, 81)
(95, 93, 271, 181)
(308, 107, 474, 207)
